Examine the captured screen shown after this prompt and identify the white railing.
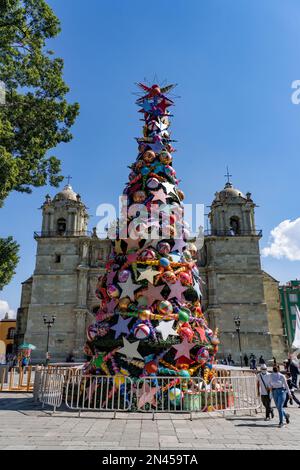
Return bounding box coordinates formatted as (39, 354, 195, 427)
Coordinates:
(35, 371, 261, 416)
(207, 375, 261, 412)
(65, 375, 133, 413)
(39, 372, 64, 411)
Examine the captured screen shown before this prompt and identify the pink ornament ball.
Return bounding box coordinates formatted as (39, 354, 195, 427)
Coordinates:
(139, 248, 156, 261)
(158, 242, 171, 255)
(134, 323, 150, 339)
(179, 272, 191, 286)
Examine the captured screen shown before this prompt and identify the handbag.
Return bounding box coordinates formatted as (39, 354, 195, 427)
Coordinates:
(259, 373, 270, 397)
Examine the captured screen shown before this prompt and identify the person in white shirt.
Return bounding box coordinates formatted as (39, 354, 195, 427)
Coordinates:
(269, 366, 292, 427)
(257, 364, 274, 420)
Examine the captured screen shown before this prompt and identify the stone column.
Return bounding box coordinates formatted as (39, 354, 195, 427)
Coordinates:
(77, 266, 89, 307)
(73, 308, 87, 359)
(222, 209, 226, 233)
(49, 209, 55, 232)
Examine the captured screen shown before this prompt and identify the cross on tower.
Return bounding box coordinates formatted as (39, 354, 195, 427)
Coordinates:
(224, 166, 232, 185)
(65, 175, 72, 185)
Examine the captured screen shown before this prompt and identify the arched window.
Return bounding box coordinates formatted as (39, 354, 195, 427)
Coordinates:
(229, 216, 240, 235)
(7, 327, 15, 340)
(57, 218, 67, 235)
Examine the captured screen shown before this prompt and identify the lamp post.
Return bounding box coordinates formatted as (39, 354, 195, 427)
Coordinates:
(234, 316, 243, 368)
(43, 315, 56, 365)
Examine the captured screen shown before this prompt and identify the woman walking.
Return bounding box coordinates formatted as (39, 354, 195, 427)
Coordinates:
(269, 366, 292, 427)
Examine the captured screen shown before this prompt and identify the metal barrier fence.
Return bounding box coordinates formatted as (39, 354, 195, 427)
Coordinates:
(35, 370, 261, 417)
(39, 372, 64, 411)
(208, 375, 261, 412)
(65, 375, 133, 413)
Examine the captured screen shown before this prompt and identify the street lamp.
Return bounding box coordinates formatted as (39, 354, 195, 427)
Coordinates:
(43, 315, 56, 365)
(234, 316, 243, 368)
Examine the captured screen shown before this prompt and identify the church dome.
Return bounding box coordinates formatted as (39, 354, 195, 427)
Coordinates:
(217, 182, 246, 201)
(53, 184, 78, 202)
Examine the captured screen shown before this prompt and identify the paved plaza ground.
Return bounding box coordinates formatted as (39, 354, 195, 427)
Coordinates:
(1, 393, 300, 450)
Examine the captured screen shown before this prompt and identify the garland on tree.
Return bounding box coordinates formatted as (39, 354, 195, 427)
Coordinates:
(83, 82, 220, 389)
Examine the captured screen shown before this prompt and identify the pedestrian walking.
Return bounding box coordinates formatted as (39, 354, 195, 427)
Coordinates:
(259, 355, 265, 365)
(250, 353, 257, 370)
(227, 354, 233, 365)
(290, 358, 299, 387)
(283, 373, 300, 408)
(269, 366, 292, 427)
(257, 364, 274, 420)
(243, 354, 249, 367)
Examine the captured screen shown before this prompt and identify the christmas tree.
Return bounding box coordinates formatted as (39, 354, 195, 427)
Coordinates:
(84, 83, 220, 394)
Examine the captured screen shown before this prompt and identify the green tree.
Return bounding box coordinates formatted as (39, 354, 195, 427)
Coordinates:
(0, 0, 79, 205)
(0, 0, 79, 289)
(0, 236, 19, 291)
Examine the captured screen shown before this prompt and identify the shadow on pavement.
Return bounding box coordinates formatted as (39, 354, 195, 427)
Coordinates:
(0, 396, 42, 411)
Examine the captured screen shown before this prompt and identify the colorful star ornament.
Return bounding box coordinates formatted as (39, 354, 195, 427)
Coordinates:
(83, 81, 220, 406)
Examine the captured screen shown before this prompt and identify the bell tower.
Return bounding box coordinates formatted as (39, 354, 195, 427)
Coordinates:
(209, 170, 256, 236)
(24, 182, 91, 362)
(201, 176, 275, 363)
(41, 183, 88, 236)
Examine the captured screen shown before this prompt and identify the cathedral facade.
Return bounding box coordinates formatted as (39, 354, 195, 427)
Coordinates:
(16, 181, 287, 363)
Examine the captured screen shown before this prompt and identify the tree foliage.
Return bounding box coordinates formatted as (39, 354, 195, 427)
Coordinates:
(0, 0, 80, 206)
(0, 236, 19, 291)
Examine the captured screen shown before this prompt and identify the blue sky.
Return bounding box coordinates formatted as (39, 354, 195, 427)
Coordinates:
(1, 0, 300, 314)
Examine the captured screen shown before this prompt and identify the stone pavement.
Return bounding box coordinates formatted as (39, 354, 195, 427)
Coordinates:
(1, 393, 300, 450)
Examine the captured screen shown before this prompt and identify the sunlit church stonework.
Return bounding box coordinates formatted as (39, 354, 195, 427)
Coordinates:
(16, 179, 287, 363)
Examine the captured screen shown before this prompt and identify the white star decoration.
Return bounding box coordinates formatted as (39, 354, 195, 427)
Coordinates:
(117, 337, 144, 360)
(118, 276, 140, 301)
(137, 267, 159, 284)
(162, 182, 176, 195)
(156, 320, 179, 341)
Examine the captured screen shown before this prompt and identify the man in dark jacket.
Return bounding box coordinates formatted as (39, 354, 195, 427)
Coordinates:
(283, 373, 300, 408)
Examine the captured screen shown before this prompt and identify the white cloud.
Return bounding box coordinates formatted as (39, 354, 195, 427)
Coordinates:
(262, 218, 300, 261)
(0, 300, 16, 320)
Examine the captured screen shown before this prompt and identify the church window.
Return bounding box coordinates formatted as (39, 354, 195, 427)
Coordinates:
(229, 216, 240, 235)
(57, 218, 67, 235)
(55, 254, 61, 263)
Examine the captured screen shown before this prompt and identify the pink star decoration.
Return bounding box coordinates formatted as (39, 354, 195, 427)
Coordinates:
(167, 281, 188, 301)
(151, 189, 167, 204)
(173, 338, 195, 360)
(143, 284, 165, 306)
(137, 382, 160, 408)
